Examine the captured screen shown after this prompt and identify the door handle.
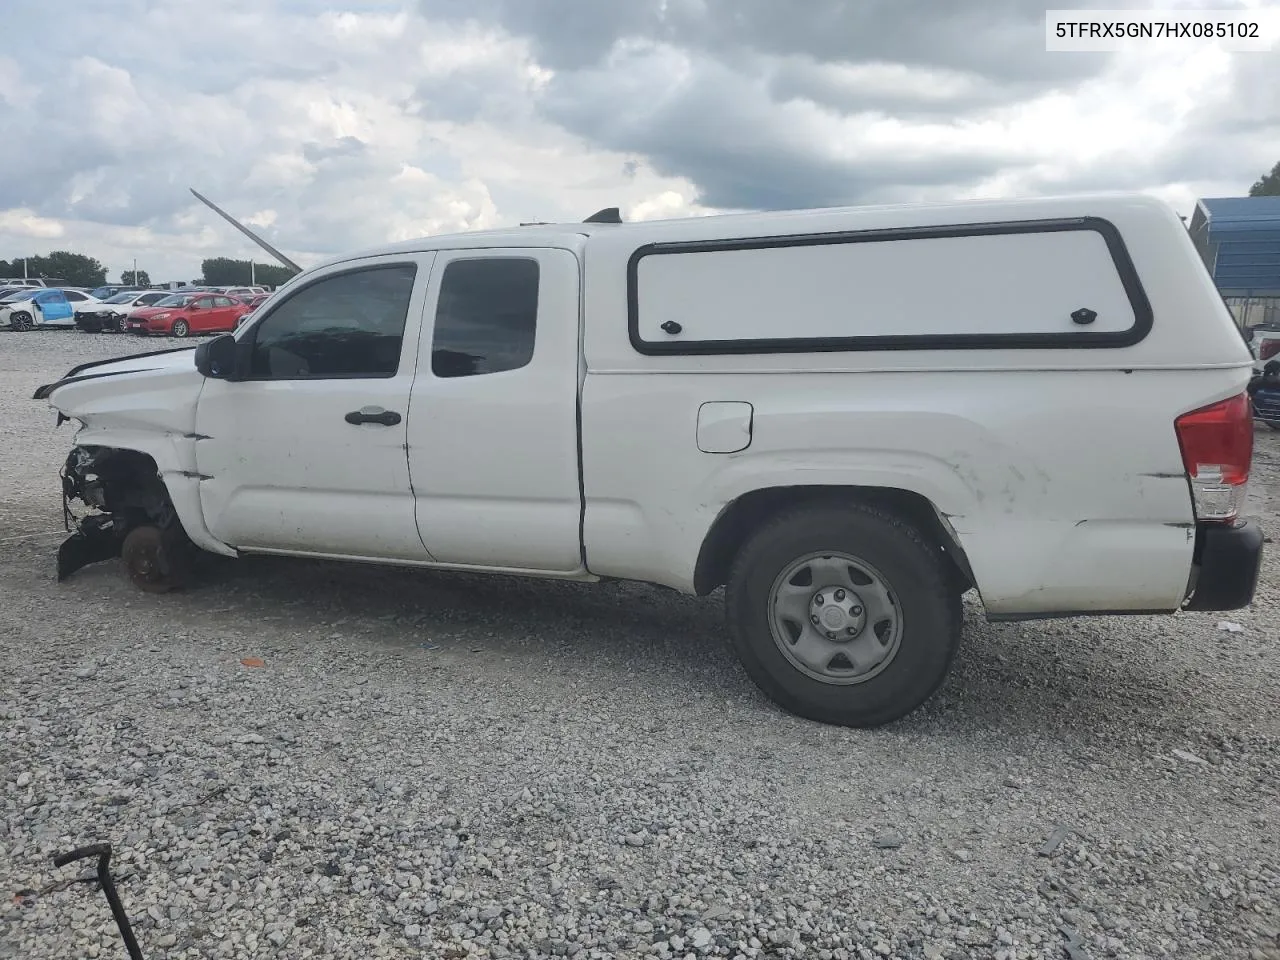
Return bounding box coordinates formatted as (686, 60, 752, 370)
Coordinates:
(345, 407, 401, 426)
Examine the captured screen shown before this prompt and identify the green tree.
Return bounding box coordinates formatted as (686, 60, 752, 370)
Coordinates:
(1249, 161, 1280, 197)
(201, 256, 296, 287)
(121, 269, 151, 286)
(17, 251, 108, 287)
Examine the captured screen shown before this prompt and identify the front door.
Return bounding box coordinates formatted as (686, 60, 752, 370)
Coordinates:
(187, 296, 217, 333)
(406, 247, 584, 572)
(195, 254, 435, 561)
(35, 291, 72, 325)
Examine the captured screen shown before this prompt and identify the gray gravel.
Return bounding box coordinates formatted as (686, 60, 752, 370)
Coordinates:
(2, 329, 1279, 960)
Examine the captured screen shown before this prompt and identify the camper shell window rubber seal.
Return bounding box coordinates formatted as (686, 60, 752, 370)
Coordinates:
(626, 216, 1154, 356)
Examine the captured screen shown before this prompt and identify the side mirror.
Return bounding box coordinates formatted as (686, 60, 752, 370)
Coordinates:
(195, 333, 244, 381)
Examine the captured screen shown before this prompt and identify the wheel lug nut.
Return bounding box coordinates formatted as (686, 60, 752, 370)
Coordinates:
(826, 631, 836, 639)
(810, 616, 820, 626)
(815, 594, 824, 605)
(834, 589, 845, 601)
(852, 605, 863, 616)
(847, 627, 857, 635)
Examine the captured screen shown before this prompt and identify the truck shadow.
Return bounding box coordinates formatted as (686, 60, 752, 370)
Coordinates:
(185, 553, 1219, 742)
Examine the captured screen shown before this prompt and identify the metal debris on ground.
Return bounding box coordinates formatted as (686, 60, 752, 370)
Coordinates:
(1038, 824, 1072, 857)
(1059, 924, 1092, 960)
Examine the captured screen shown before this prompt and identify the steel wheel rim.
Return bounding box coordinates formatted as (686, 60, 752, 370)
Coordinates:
(767, 550, 904, 686)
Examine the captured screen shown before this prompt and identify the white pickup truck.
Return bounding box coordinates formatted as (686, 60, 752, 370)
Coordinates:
(34, 194, 1263, 727)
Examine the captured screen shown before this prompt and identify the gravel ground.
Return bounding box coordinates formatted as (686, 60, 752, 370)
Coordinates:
(2, 330, 1278, 960)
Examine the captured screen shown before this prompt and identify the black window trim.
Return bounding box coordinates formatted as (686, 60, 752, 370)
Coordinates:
(430, 254, 540, 380)
(241, 260, 420, 382)
(626, 216, 1155, 356)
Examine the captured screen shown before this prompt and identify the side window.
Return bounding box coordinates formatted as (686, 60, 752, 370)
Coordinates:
(431, 258, 538, 379)
(195, 296, 214, 309)
(215, 296, 234, 307)
(142, 294, 163, 305)
(64, 291, 86, 302)
(250, 263, 417, 379)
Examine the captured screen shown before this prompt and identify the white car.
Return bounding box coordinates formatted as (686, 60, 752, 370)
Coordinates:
(1247, 325, 1280, 372)
(3, 288, 100, 330)
(74, 290, 173, 334)
(35, 193, 1263, 729)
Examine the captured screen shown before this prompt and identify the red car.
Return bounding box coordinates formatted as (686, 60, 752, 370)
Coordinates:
(127, 293, 246, 338)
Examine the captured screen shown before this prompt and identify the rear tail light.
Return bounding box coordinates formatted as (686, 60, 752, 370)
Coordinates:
(1174, 392, 1253, 522)
(1261, 338, 1280, 361)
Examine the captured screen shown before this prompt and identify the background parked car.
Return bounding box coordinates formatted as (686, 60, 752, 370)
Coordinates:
(234, 292, 272, 328)
(0, 277, 68, 288)
(1248, 324, 1280, 371)
(3, 288, 101, 331)
(87, 284, 146, 301)
(75, 290, 173, 333)
(0, 289, 39, 327)
(127, 292, 246, 337)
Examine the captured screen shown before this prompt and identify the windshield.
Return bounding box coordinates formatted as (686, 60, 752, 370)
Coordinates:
(104, 292, 138, 304)
(154, 294, 194, 307)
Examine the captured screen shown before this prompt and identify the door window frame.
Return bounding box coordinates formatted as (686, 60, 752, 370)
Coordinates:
(423, 252, 543, 381)
(236, 256, 430, 383)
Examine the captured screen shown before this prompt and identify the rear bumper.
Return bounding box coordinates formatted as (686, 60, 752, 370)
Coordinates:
(1183, 520, 1264, 612)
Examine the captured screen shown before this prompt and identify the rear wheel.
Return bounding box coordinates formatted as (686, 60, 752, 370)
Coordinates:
(725, 502, 962, 728)
(170, 319, 190, 338)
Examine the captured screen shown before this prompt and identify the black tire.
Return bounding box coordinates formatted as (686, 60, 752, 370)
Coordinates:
(725, 502, 962, 728)
(115, 315, 129, 333)
(10, 311, 33, 331)
(170, 319, 190, 338)
(121, 524, 194, 593)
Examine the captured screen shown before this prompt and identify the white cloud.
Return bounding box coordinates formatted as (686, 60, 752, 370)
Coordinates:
(0, 0, 1275, 284)
(0, 210, 64, 240)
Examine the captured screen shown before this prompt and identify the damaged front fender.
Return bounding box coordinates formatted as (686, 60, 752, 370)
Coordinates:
(56, 446, 186, 581)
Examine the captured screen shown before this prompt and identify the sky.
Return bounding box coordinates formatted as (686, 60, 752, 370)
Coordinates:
(0, 0, 1277, 283)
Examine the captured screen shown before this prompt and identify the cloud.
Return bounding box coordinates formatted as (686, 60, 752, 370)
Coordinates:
(0, 0, 1275, 282)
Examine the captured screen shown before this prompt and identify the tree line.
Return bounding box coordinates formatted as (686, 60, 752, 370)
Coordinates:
(0, 252, 296, 288)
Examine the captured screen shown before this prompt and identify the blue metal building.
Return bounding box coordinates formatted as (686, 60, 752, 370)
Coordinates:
(1188, 196, 1280, 298)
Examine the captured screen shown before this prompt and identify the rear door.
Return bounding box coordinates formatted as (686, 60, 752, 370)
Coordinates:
(406, 247, 584, 572)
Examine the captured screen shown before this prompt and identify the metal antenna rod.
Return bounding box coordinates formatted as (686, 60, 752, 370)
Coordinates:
(189, 188, 302, 274)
